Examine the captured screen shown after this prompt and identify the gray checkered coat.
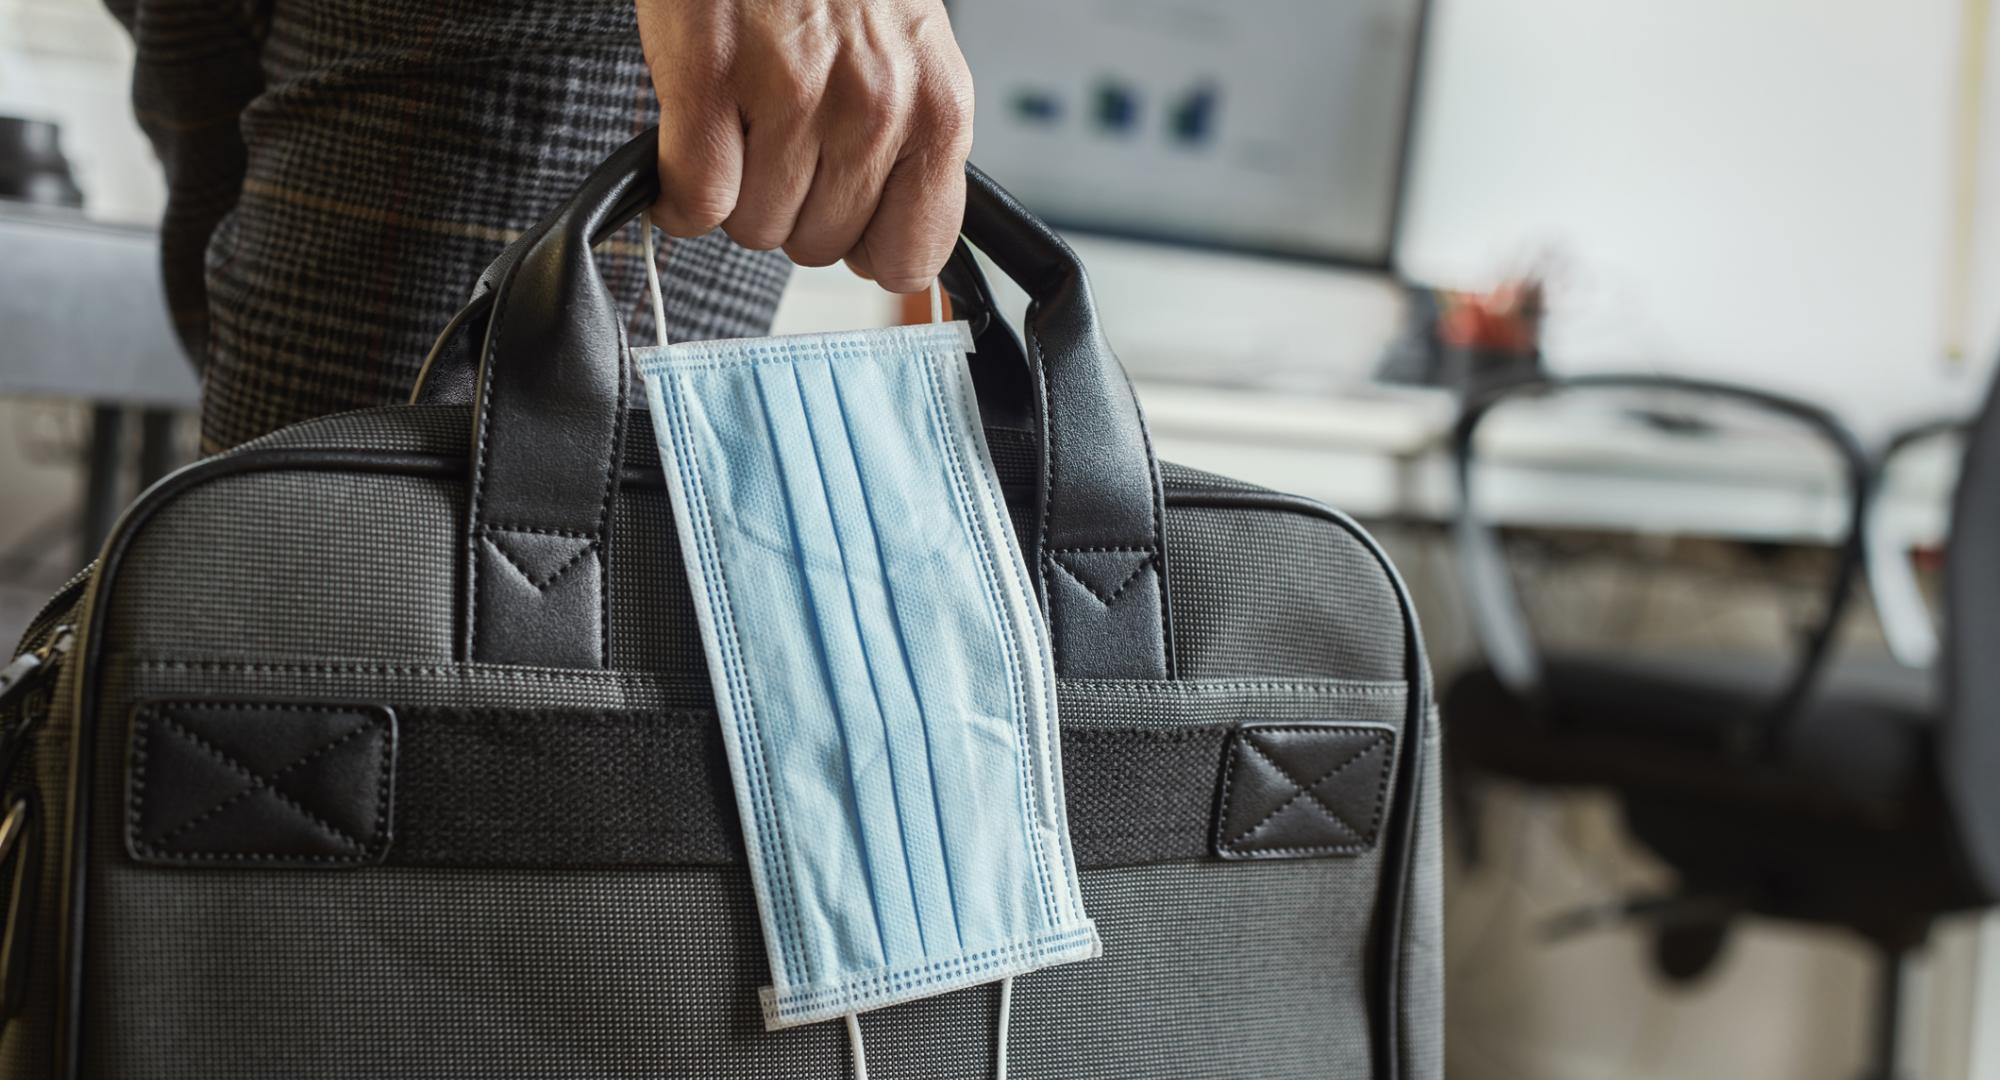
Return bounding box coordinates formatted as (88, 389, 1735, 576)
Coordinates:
(105, 0, 791, 452)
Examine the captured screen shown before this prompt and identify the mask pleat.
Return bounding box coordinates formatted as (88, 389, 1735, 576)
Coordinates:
(921, 355, 1077, 930)
(751, 361, 927, 969)
(794, 355, 969, 957)
(657, 374, 817, 988)
(699, 364, 886, 975)
(829, 353, 1041, 951)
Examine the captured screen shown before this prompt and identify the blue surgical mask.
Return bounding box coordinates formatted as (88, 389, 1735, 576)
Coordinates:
(634, 249, 1099, 1059)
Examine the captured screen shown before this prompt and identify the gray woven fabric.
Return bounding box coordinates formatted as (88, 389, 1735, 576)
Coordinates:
(105, 470, 459, 661)
(1056, 677, 1409, 727)
(103, 0, 791, 451)
(78, 859, 1371, 1080)
(608, 488, 707, 674)
(1167, 504, 1408, 681)
(2, 402, 1435, 1077)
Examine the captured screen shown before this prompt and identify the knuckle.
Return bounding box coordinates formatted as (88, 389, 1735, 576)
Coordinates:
(921, 85, 974, 153)
(928, 57, 976, 115)
(783, 239, 843, 268)
(659, 191, 735, 236)
(821, 67, 906, 148)
(873, 252, 942, 294)
(723, 217, 788, 252)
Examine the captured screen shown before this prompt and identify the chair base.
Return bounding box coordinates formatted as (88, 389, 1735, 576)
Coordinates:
(1857, 943, 1909, 1080)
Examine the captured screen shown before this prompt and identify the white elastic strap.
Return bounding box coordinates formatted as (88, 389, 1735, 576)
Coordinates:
(845, 1013, 869, 1080)
(994, 976, 1013, 1080)
(641, 221, 670, 348)
(836, 978, 1006, 1080)
(928, 279, 944, 324)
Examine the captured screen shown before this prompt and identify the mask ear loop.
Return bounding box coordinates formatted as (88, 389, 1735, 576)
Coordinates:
(642, 220, 671, 348)
(994, 976, 1014, 1079)
(844, 1013, 870, 1080)
(838, 977, 1007, 1080)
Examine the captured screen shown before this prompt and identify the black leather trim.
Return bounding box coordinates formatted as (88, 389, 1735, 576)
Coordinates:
(1170, 486, 1431, 1080)
(408, 292, 487, 407)
(125, 701, 396, 867)
(938, 241, 1034, 430)
(1215, 722, 1396, 859)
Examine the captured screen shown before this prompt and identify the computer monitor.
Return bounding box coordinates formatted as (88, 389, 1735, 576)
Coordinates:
(950, 0, 1430, 270)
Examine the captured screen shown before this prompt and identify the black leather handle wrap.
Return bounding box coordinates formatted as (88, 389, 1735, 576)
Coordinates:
(455, 128, 1171, 679)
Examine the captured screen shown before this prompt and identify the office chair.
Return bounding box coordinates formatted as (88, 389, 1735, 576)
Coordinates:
(1444, 373, 1998, 1080)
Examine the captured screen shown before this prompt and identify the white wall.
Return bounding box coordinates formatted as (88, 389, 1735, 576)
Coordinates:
(1398, 0, 1994, 437)
(1969, 0, 2000, 378)
(0, 0, 163, 224)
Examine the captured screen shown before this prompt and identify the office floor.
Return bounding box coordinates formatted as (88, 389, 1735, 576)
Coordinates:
(1444, 784, 1875, 1080)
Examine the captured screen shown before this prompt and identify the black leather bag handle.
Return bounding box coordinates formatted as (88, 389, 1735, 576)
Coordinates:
(449, 128, 1171, 678)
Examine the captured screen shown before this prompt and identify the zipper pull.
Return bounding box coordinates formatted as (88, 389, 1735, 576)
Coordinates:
(0, 626, 73, 712)
(0, 626, 72, 781)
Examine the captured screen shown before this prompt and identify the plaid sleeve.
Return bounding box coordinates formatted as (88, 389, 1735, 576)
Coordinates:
(113, 0, 791, 452)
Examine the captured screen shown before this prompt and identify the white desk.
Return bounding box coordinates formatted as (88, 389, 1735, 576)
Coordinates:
(1136, 379, 1953, 547)
(0, 205, 198, 407)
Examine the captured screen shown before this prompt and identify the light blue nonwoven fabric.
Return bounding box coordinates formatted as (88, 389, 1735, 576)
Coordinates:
(637, 321, 1098, 1030)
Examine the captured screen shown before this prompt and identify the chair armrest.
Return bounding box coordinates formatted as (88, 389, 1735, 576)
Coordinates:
(1449, 373, 1873, 761)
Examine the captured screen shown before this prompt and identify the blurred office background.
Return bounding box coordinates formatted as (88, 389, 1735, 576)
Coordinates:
(5, 0, 1999, 1077)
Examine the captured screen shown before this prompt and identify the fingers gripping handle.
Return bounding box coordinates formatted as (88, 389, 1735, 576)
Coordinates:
(460, 129, 1170, 678)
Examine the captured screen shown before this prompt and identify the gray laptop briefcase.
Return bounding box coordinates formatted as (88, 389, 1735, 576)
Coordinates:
(0, 131, 1440, 1079)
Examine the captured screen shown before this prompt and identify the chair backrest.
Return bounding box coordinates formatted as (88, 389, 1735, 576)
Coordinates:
(1942, 370, 2000, 899)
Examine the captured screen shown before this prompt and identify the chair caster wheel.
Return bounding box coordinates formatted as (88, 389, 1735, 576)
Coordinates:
(1653, 921, 1730, 983)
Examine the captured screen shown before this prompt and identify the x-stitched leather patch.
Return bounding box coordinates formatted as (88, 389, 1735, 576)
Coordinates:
(1215, 722, 1396, 860)
(127, 701, 396, 867)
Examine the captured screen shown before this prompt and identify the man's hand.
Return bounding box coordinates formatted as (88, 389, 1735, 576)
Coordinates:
(639, 0, 974, 294)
